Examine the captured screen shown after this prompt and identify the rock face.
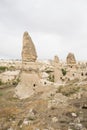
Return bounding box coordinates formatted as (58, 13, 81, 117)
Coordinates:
(15, 31, 41, 99)
(15, 71, 40, 99)
(66, 53, 76, 64)
(22, 31, 37, 62)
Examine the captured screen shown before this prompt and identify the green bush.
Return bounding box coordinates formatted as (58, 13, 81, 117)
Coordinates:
(48, 74, 54, 82)
(61, 68, 67, 76)
(0, 66, 8, 73)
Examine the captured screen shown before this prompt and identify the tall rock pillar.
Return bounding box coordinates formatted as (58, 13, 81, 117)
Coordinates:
(15, 32, 40, 99)
(22, 31, 37, 62)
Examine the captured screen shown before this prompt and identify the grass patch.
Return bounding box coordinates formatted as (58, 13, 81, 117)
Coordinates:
(0, 66, 8, 73)
(8, 66, 15, 71)
(0, 92, 3, 96)
(66, 78, 79, 85)
(0, 80, 4, 85)
(57, 85, 80, 96)
(27, 115, 36, 121)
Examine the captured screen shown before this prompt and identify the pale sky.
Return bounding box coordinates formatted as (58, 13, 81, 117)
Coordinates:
(0, 0, 87, 61)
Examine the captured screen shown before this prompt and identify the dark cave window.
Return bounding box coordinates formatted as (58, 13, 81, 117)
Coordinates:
(72, 74, 75, 76)
(44, 82, 47, 85)
(81, 72, 84, 76)
(33, 84, 36, 87)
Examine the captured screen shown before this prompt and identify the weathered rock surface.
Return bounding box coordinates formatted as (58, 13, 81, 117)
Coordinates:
(15, 32, 41, 99)
(54, 55, 59, 63)
(66, 53, 76, 64)
(15, 71, 40, 99)
(22, 31, 37, 62)
(0, 70, 20, 83)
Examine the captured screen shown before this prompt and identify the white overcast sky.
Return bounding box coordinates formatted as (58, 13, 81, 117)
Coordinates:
(0, 0, 87, 61)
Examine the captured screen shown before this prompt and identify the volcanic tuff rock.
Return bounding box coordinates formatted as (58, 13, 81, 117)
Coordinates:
(15, 32, 41, 99)
(54, 55, 59, 63)
(22, 31, 37, 62)
(66, 53, 76, 64)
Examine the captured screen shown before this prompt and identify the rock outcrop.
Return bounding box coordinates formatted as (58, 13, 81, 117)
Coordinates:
(15, 31, 41, 99)
(54, 55, 59, 63)
(15, 71, 40, 99)
(66, 53, 76, 64)
(22, 31, 37, 62)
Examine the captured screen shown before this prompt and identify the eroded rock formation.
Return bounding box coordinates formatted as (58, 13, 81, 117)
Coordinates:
(54, 55, 59, 63)
(66, 53, 76, 64)
(15, 32, 41, 99)
(22, 31, 37, 62)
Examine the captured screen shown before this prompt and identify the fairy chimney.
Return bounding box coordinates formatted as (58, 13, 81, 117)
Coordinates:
(15, 31, 41, 99)
(66, 53, 76, 64)
(22, 31, 37, 62)
(54, 55, 59, 63)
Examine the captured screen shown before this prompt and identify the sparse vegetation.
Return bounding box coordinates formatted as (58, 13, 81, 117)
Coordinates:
(66, 78, 79, 85)
(0, 92, 3, 96)
(28, 116, 35, 121)
(12, 78, 20, 86)
(48, 74, 54, 82)
(61, 68, 67, 76)
(57, 85, 80, 96)
(45, 67, 53, 73)
(9, 66, 15, 71)
(0, 66, 8, 73)
(0, 80, 3, 85)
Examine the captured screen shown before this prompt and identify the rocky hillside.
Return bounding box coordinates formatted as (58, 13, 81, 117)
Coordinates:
(0, 80, 87, 130)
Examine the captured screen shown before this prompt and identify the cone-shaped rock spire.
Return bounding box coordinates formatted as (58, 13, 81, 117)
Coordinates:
(22, 31, 37, 62)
